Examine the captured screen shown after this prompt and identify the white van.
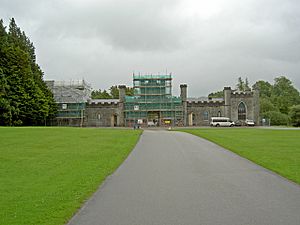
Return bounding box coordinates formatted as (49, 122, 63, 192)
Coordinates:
(210, 117, 235, 127)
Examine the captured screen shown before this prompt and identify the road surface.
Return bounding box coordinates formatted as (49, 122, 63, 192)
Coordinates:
(68, 130, 300, 225)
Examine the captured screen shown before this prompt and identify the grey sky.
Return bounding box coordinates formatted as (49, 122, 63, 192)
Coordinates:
(1, 0, 300, 96)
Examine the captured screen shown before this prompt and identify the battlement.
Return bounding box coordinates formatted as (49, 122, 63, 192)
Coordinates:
(88, 99, 119, 106)
(187, 97, 224, 105)
(231, 91, 253, 97)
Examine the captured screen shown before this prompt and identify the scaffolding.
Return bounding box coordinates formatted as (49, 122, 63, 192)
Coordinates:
(46, 80, 91, 126)
(124, 73, 183, 127)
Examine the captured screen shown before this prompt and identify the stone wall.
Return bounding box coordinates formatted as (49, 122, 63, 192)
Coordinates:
(83, 86, 260, 127)
(84, 101, 120, 127)
(186, 87, 260, 126)
(187, 101, 225, 126)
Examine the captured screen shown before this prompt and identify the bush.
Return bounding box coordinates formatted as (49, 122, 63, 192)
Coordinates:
(263, 111, 290, 126)
(289, 105, 300, 127)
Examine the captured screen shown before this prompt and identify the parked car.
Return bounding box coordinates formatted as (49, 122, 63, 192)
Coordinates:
(245, 119, 255, 126)
(234, 120, 243, 126)
(210, 117, 235, 127)
(147, 121, 156, 127)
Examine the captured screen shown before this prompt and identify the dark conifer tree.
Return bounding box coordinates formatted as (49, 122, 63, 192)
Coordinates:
(0, 18, 56, 125)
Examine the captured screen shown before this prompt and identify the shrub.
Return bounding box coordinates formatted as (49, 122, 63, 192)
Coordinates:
(263, 111, 290, 126)
(289, 105, 300, 127)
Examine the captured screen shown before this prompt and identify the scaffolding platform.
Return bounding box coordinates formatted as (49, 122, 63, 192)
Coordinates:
(125, 73, 183, 127)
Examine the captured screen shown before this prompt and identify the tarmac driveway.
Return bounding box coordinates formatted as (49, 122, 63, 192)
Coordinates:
(67, 130, 300, 225)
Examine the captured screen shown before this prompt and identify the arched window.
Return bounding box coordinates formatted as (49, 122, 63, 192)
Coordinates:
(217, 111, 221, 117)
(238, 102, 246, 120)
(203, 111, 209, 121)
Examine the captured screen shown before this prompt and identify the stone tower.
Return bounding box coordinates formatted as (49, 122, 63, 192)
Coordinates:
(253, 87, 260, 125)
(180, 84, 187, 126)
(224, 87, 232, 119)
(118, 85, 126, 126)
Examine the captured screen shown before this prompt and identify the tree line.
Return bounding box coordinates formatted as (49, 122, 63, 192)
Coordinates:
(209, 76, 300, 126)
(91, 85, 134, 99)
(0, 18, 56, 126)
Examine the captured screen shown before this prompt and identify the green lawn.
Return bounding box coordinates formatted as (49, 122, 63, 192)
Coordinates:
(179, 128, 300, 184)
(0, 127, 142, 225)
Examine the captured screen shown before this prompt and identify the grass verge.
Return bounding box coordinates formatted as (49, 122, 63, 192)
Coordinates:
(0, 127, 142, 225)
(179, 128, 300, 185)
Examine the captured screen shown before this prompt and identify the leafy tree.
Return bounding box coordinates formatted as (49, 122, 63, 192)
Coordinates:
(109, 85, 134, 98)
(260, 97, 278, 114)
(101, 90, 111, 99)
(92, 86, 134, 99)
(236, 77, 250, 91)
(91, 89, 112, 99)
(245, 78, 251, 91)
(252, 80, 273, 98)
(263, 111, 290, 126)
(126, 87, 134, 96)
(253, 77, 300, 125)
(109, 85, 119, 98)
(208, 91, 223, 98)
(271, 76, 300, 114)
(289, 105, 300, 127)
(236, 77, 244, 91)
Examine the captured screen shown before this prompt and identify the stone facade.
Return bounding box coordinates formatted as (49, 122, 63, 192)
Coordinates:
(84, 99, 120, 127)
(82, 85, 259, 127)
(185, 86, 260, 126)
(227, 88, 260, 125)
(48, 78, 260, 127)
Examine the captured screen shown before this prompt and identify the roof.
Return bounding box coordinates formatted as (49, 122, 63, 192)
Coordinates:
(46, 79, 91, 103)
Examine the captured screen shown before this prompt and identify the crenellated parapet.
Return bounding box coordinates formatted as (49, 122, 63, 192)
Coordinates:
(187, 98, 224, 106)
(88, 99, 119, 107)
(231, 91, 253, 98)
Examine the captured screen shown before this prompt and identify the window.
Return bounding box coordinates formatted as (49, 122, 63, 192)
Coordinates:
(217, 111, 221, 117)
(203, 111, 209, 121)
(238, 102, 246, 120)
(62, 104, 67, 109)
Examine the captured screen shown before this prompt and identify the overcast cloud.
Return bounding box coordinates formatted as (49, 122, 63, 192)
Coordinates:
(1, 0, 300, 96)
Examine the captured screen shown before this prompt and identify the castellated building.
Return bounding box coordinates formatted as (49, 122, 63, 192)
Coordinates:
(46, 74, 260, 127)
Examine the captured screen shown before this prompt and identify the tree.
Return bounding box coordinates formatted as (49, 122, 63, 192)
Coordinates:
(109, 85, 119, 98)
(252, 80, 273, 98)
(92, 86, 134, 99)
(236, 77, 245, 91)
(208, 91, 223, 98)
(289, 105, 300, 127)
(126, 87, 134, 96)
(0, 68, 12, 125)
(0, 18, 56, 125)
(91, 89, 112, 99)
(271, 76, 300, 114)
(245, 78, 251, 91)
(236, 77, 250, 91)
(263, 111, 290, 126)
(260, 97, 278, 114)
(109, 85, 134, 98)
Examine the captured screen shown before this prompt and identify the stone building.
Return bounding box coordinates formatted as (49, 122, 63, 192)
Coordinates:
(85, 99, 120, 127)
(185, 86, 260, 126)
(47, 74, 260, 127)
(45, 80, 91, 126)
